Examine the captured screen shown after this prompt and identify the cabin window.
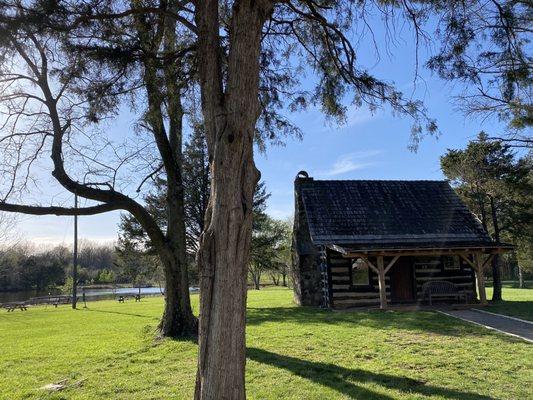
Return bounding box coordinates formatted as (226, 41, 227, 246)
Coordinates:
(414, 256, 441, 268)
(352, 258, 370, 286)
(442, 255, 460, 270)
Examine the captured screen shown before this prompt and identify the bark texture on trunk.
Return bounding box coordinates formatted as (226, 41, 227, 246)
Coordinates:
(159, 247, 197, 337)
(194, 1, 273, 398)
(194, 130, 258, 399)
(489, 196, 502, 301)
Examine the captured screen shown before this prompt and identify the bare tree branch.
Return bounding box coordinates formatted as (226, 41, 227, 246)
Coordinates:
(0, 201, 122, 216)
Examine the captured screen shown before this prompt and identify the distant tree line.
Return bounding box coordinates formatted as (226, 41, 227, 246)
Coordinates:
(0, 241, 156, 292)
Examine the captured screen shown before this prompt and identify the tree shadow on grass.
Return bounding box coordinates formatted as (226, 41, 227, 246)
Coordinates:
(486, 301, 533, 321)
(246, 306, 518, 341)
(247, 347, 495, 400)
(247, 306, 458, 335)
(84, 308, 159, 321)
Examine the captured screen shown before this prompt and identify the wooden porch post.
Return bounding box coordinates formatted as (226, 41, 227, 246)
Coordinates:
(377, 256, 387, 310)
(474, 253, 487, 305)
(361, 255, 398, 310)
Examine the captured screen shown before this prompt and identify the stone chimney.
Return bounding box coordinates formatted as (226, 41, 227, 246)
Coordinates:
(292, 171, 322, 306)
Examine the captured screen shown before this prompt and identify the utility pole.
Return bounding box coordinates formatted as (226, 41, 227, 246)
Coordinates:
(72, 193, 78, 309)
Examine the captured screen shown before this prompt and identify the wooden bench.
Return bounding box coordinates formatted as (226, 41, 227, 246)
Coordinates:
(3, 302, 28, 312)
(118, 294, 141, 303)
(421, 281, 467, 305)
(50, 296, 71, 307)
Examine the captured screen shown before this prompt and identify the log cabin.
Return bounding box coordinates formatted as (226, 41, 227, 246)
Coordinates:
(291, 171, 512, 309)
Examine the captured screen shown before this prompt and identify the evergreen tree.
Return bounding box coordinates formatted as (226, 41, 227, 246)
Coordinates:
(183, 125, 211, 255)
(117, 126, 208, 286)
(114, 236, 159, 290)
(249, 183, 277, 289)
(441, 133, 533, 299)
(427, 1, 532, 137)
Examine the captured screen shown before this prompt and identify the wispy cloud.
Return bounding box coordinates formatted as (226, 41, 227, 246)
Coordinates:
(318, 107, 376, 133)
(315, 150, 383, 178)
(345, 107, 374, 127)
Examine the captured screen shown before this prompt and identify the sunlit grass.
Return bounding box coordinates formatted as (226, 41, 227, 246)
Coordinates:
(0, 287, 531, 399)
(485, 283, 533, 321)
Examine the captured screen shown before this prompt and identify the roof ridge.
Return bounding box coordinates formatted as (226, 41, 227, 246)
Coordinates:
(308, 179, 448, 183)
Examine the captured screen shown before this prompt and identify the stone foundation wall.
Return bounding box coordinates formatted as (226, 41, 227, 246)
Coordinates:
(292, 247, 322, 306)
(291, 172, 322, 306)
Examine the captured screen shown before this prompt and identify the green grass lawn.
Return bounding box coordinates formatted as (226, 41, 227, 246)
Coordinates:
(1, 288, 531, 400)
(485, 284, 533, 321)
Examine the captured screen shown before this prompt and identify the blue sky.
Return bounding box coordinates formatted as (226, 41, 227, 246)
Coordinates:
(255, 80, 490, 220)
(8, 15, 510, 246)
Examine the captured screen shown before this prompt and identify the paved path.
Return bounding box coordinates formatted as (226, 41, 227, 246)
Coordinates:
(441, 309, 533, 342)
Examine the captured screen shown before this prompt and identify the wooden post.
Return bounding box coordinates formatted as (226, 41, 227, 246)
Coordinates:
(377, 256, 387, 310)
(72, 193, 78, 310)
(474, 254, 487, 305)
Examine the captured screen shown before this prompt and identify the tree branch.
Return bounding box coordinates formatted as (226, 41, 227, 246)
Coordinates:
(0, 201, 121, 216)
(73, 6, 198, 34)
(4, 31, 169, 250)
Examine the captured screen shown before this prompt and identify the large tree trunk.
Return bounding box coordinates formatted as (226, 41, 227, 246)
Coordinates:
(132, 4, 197, 337)
(518, 265, 524, 288)
(194, 1, 272, 398)
(159, 247, 197, 337)
(489, 196, 502, 301)
(72, 194, 78, 309)
(194, 153, 258, 399)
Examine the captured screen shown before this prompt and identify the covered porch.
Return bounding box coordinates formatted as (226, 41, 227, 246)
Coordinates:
(326, 244, 513, 309)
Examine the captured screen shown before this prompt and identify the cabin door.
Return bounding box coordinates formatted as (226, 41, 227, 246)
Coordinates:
(389, 257, 415, 303)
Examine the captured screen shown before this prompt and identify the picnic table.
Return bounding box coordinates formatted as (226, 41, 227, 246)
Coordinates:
(2, 301, 28, 312)
(27, 295, 71, 307)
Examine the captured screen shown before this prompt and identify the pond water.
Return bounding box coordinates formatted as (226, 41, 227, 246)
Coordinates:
(0, 286, 199, 303)
(0, 289, 62, 303)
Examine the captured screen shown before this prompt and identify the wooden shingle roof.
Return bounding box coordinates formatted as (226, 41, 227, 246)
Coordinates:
(299, 179, 495, 249)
